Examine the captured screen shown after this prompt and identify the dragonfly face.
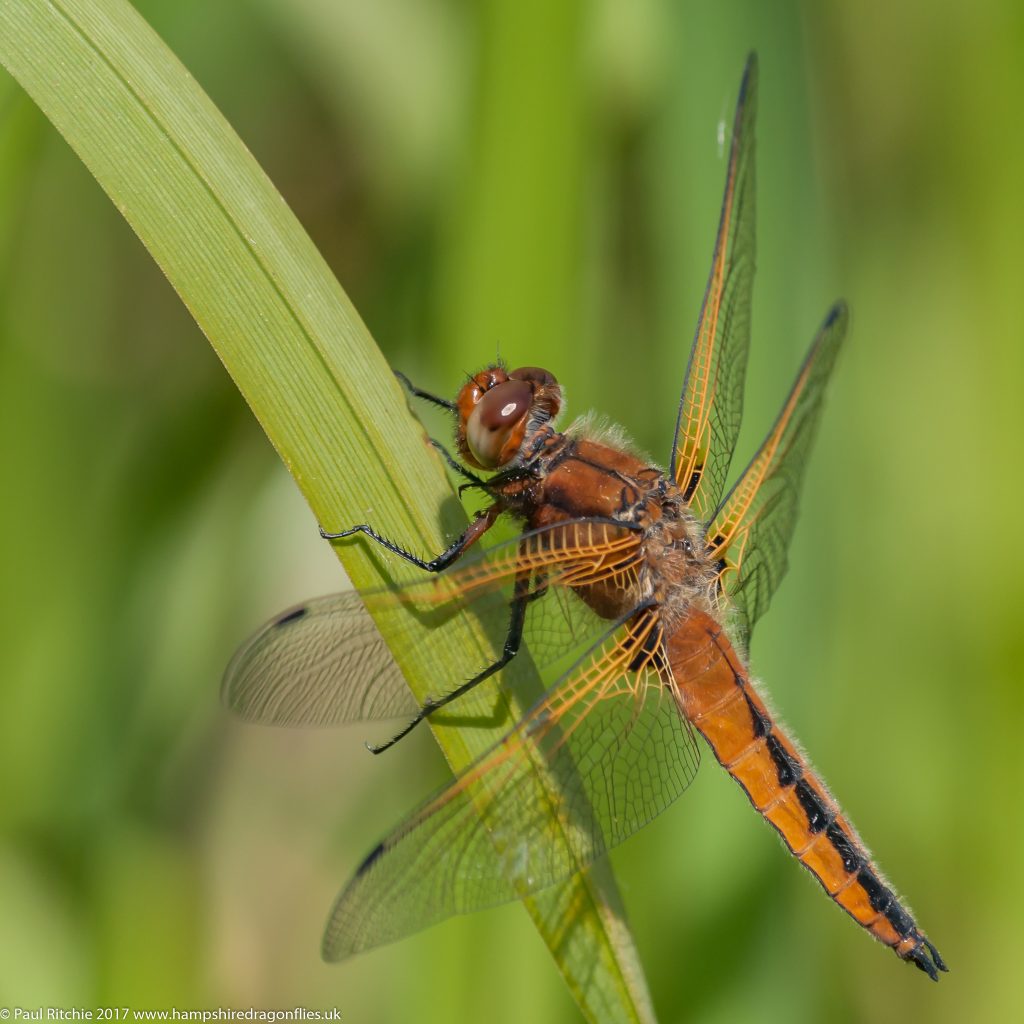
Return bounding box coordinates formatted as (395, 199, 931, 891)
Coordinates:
(456, 364, 561, 469)
(224, 53, 946, 982)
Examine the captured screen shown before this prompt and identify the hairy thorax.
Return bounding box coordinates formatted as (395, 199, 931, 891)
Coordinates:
(490, 430, 720, 628)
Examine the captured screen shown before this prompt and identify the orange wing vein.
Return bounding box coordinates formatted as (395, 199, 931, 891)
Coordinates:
(223, 519, 643, 727)
(321, 607, 702, 959)
(670, 52, 758, 521)
(705, 302, 849, 647)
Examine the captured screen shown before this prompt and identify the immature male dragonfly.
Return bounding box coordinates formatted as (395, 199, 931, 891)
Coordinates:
(224, 55, 945, 979)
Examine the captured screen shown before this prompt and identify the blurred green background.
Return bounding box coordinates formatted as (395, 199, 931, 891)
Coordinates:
(1, 0, 1020, 1020)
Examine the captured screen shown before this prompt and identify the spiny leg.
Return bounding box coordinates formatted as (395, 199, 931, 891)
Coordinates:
(368, 561, 540, 754)
(320, 504, 502, 573)
(393, 371, 484, 486)
(394, 370, 455, 412)
(428, 438, 486, 489)
(395, 366, 493, 494)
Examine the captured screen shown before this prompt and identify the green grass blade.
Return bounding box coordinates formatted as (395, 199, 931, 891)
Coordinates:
(0, 0, 656, 1019)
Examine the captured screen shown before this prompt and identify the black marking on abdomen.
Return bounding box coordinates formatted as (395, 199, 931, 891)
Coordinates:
(767, 733, 803, 787)
(825, 822, 862, 873)
(275, 606, 308, 627)
(857, 867, 893, 914)
(794, 779, 834, 833)
(724, 655, 773, 739)
(884, 898, 917, 939)
(741, 689, 771, 738)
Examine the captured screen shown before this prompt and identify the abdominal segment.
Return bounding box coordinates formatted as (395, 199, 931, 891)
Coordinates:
(666, 611, 946, 980)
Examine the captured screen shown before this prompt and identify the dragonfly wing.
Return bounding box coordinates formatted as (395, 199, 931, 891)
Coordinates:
(223, 519, 644, 727)
(670, 53, 757, 521)
(223, 593, 418, 725)
(322, 608, 702, 960)
(705, 302, 849, 648)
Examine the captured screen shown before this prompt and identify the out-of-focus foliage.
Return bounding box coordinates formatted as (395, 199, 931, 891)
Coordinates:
(0, 4, 655, 1019)
(0, 1, 1019, 1021)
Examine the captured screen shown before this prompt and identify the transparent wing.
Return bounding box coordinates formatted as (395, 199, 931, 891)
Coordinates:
(223, 518, 644, 728)
(670, 53, 757, 521)
(322, 608, 704, 960)
(223, 593, 417, 725)
(705, 303, 849, 648)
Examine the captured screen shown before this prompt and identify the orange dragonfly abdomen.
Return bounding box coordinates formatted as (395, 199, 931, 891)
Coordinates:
(667, 610, 946, 979)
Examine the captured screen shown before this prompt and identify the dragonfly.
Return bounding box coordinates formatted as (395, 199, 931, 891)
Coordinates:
(223, 54, 946, 980)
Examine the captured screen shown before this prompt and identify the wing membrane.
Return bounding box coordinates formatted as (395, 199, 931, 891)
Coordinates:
(670, 53, 758, 520)
(223, 593, 416, 725)
(706, 302, 849, 646)
(322, 608, 702, 959)
(223, 518, 643, 727)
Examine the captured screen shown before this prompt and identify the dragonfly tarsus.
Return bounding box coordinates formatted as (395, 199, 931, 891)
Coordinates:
(394, 370, 456, 412)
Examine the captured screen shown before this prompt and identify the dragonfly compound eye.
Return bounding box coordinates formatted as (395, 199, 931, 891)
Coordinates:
(465, 379, 533, 468)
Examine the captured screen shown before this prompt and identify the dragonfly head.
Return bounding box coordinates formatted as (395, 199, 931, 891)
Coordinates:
(456, 365, 562, 470)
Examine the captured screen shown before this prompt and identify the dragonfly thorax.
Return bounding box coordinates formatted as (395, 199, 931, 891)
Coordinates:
(637, 500, 721, 629)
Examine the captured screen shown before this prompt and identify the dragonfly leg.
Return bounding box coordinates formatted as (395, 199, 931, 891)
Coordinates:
(320, 505, 502, 573)
(428, 438, 487, 489)
(394, 370, 456, 412)
(395, 370, 484, 485)
(368, 567, 535, 754)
